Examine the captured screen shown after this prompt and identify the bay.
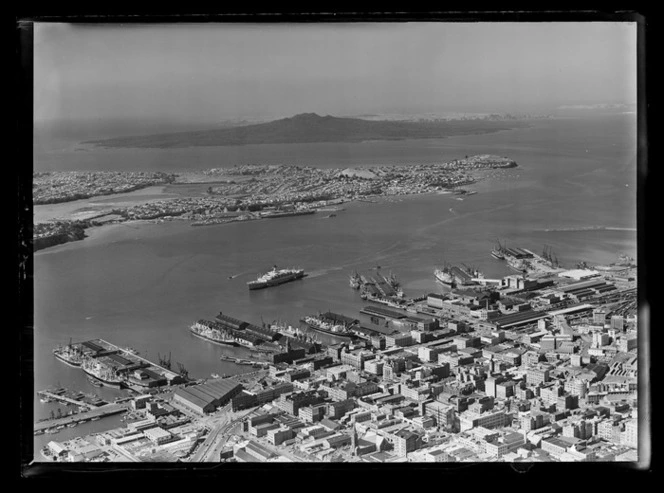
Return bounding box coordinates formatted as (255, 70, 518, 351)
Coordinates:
(31, 114, 637, 457)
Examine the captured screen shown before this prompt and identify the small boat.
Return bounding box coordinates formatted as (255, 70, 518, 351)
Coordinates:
(67, 423, 77, 428)
(56, 425, 65, 430)
(91, 417, 101, 421)
(87, 376, 103, 388)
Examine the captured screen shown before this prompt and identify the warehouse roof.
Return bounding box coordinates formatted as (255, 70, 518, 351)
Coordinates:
(321, 312, 359, 326)
(174, 388, 212, 409)
(361, 306, 407, 319)
(491, 310, 549, 328)
(547, 304, 594, 316)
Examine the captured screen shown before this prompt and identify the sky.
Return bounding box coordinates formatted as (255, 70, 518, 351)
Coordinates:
(34, 22, 637, 123)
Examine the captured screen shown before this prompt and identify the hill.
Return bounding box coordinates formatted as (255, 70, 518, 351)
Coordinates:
(83, 113, 528, 149)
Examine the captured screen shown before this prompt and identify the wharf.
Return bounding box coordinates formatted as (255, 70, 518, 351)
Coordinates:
(99, 339, 176, 375)
(37, 389, 97, 410)
(34, 403, 127, 433)
(220, 354, 270, 368)
(360, 305, 409, 320)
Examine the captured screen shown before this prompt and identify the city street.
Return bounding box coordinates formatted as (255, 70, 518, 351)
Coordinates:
(189, 405, 261, 462)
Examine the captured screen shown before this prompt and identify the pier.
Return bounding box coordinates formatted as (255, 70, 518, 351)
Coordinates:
(37, 390, 96, 410)
(471, 278, 503, 286)
(34, 403, 127, 433)
(220, 355, 270, 368)
(99, 339, 177, 375)
(53, 338, 187, 389)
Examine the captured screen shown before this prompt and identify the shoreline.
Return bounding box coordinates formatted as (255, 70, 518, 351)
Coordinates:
(28, 166, 520, 254)
(34, 220, 156, 255)
(33, 185, 173, 223)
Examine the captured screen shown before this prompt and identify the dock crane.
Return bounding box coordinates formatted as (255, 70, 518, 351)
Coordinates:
(177, 362, 189, 379)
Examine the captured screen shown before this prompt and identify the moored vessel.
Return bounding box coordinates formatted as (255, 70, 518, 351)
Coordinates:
(349, 271, 361, 289)
(491, 240, 507, 260)
(434, 265, 456, 287)
(300, 315, 354, 339)
(190, 321, 241, 347)
(53, 340, 84, 367)
(87, 376, 103, 388)
(507, 256, 528, 272)
(82, 359, 125, 389)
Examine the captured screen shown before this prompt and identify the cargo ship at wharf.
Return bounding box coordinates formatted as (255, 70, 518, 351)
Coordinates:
(219, 354, 270, 368)
(435, 263, 484, 288)
(53, 338, 189, 391)
(247, 265, 305, 290)
(53, 340, 84, 367)
(349, 271, 361, 289)
(268, 322, 321, 343)
(363, 293, 411, 310)
(354, 270, 402, 297)
(491, 240, 508, 260)
(269, 322, 302, 339)
(495, 244, 562, 273)
(300, 314, 356, 339)
(82, 358, 125, 389)
(190, 321, 241, 347)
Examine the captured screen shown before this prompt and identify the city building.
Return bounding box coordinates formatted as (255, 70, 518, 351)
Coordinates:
(173, 379, 243, 414)
(460, 409, 511, 431)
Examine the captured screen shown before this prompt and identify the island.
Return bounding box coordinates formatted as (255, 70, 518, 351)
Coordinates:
(82, 113, 530, 149)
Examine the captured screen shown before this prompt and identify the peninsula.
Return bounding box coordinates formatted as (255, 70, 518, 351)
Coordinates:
(33, 154, 517, 251)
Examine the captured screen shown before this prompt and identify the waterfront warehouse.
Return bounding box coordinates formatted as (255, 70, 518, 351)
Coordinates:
(173, 378, 243, 414)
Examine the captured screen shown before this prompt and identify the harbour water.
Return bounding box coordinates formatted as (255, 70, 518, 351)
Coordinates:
(32, 114, 637, 454)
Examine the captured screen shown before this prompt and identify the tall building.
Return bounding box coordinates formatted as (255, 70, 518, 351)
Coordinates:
(460, 409, 510, 431)
(593, 308, 608, 325)
(610, 315, 625, 331)
(597, 419, 622, 443)
(424, 400, 456, 428)
(623, 419, 638, 448)
(391, 429, 422, 457)
(340, 349, 375, 370)
(592, 331, 610, 348)
(539, 383, 563, 406)
(563, 420, 593, 440)
(520, 412, 547, 432)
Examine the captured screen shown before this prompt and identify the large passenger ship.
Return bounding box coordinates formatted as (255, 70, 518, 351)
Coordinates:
(247, 266, 305, 290)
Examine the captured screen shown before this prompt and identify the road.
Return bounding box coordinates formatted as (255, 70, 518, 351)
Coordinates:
(189, 405, 261, 462)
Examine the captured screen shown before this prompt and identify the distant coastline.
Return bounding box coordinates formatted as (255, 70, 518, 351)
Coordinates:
(33, 154, 517, 251)
(538, 226, 637, 233)
(82, 113, 530, 149)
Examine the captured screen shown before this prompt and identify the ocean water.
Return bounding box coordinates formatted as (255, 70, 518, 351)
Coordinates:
(31, 114, 637, 457)
(34, 115, 636, 174)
